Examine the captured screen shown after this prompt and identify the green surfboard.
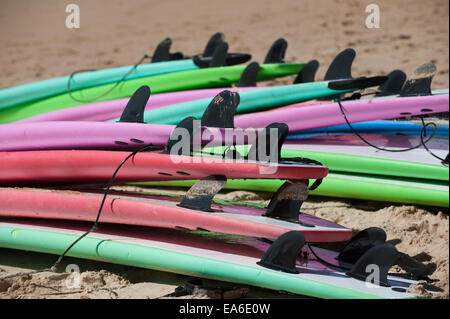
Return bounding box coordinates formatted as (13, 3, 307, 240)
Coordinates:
(0, 63, 303, 123)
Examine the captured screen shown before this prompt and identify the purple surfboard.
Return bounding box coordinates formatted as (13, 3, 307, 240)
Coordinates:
(0, 121, 262, 151)
(234, 94, 449, 132)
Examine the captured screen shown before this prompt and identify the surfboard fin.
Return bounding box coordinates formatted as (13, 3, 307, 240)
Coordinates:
(165, 91, 239, 153)
(237, 62, 260, 87)
(119, 86, 150, 123)
(293, 60, 319, 84)
(337, 227, 387, 264)
(193, 32, 252, 67)
(193, 42, 229, 68)
(263, 180, 312, 225)
(399, 63, 436, 97)
(264, 38, 288, 64)
(316, 48, 356, 100)
(178, 175, 227, 212)
(151, 37, 185, 62)
(375, 70, 407, 96)
(346, 243, 398, 287)
(323, 48, 355, 81)
(164, 116, 196, 154)
(203, 32, 226, 57)
(257, 231, 305, 274)
(201, 90, 240, 128)
(327, 75, 388, 91)
(246, 122, 289, 162)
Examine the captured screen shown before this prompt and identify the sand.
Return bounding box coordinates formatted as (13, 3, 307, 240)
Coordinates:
(0, 0, 448, 299)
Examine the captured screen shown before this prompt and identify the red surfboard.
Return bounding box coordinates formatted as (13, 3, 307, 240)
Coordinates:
(0, 188, 350, 242)
(0, 150, 328, 186)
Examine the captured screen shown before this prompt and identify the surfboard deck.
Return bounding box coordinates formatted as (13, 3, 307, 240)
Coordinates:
(138, 172, 449, 208)
(0, 187, 351, 242)
(0, 121, 265, 152)
(0, 150, 328, 186)
(200, 145, 448, 182)
(0, 63, 303, 123)
(284, 135, 449, 167)
(0, 218, 425, 299)
(234, 94, 449, 133)
(288, 120, 449, 138)
(0, 59, 199, 110)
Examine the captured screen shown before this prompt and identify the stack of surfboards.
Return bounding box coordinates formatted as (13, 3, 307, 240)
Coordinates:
(0, 36, 446, 298)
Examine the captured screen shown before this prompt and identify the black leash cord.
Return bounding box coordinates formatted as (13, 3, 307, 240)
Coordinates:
(337, 97, 446, 163)
(67, 54, 151, 104)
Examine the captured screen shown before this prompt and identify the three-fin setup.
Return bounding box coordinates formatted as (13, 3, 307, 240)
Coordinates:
(151, 32, 252, 68)
(258, 227, 402, 289)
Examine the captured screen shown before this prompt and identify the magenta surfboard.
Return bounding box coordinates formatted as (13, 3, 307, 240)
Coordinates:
(234, 94, 449, 132)
(0, 121, 263, 152)
(0, 188, 351, 242)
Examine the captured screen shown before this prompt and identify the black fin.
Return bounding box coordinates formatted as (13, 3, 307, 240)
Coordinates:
(328, 75, 388, 91)
(346, 243, 398, 287)
(151, 38, 173, 63)
(375, 70, 407, 96)
(119, 86, 150, 123)
(209, 42, 229, 67)
(224, 53, 252, 66)
(237, 62, 260, 87)
(201, 90, 240, 128)
(264, 38, 288, 64)
(195, 52, 252, 67)
(400, 63, 437, 97)
(323, 48, 356, 81)
(164, 116, 196, 154)
(263, 180, 311, 224)
(169, 52, 184, 60)
(293, 60, 319, 84)
(257, 231, 305, 274)
(247, 122, 289, 162)
(203, 32, 225, 57)
(178, 175, 227, 212)
(194, 42, 229, 68)
(338, 227, 387, 264)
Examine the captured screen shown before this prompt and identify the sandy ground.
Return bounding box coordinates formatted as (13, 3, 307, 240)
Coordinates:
(0, 0, 448, 89)
(0, 0, 448, 299)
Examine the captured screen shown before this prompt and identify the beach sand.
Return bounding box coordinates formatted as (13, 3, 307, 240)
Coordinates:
(0, 0, 448, 299)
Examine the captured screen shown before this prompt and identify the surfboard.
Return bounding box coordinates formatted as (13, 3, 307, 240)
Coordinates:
(0, 149, 328, 187)
(0, 63, 304, 124)
(139, 173, 449, 208)
(0, 187, 351, 242)
(288, 120, 449, 138)
(200, 145, 448, 182)
(284, 135, 449, 167)
(0, 121, 265, 152)
(16, 87, 260, 123)
(0, 219, 429, 299)
(0, 60, 200, 110)
(0, 89, 282, 152)
(233, 94, 449, 132)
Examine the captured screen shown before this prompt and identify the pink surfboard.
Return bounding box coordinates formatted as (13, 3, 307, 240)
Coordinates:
(0, 188, 351, 242)
(234, 94, 449, 132)
(0, 121, 262, 152)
